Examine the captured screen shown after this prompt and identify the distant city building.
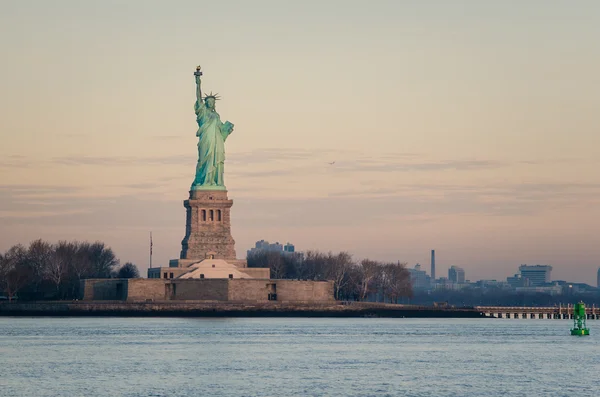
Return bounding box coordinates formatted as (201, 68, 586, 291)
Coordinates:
(408, 264, 431, 290)
(597, 268, 600, 288)
(507, 274, 530, 288)
(252, 240, 283, 253)
(448, 266, 465, 284)
(553, 281, 597, 294)
(247, 240, 303, 260)
(515, 284, 562, 296)
(474, 280, 511, 289)
(518, 265, 552, 287)
(247, 240, 283, 256)
(432, 277, 467, 291)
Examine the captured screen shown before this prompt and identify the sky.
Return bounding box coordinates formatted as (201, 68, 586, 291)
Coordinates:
(1, 0, 599, 283)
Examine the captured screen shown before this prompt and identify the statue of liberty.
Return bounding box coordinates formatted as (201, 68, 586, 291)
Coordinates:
(191, 66, 234, 190)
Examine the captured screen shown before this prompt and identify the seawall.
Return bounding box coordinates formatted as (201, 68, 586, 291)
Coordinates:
(0, 301, 486, 318)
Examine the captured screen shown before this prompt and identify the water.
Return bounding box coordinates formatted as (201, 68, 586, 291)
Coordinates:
(0, 318, 599, 397)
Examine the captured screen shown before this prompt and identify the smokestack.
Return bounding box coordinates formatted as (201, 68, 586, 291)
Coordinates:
(431, 250, 436, 281)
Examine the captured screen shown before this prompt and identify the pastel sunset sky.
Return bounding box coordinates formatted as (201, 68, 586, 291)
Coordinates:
(1, 1, 599, 283)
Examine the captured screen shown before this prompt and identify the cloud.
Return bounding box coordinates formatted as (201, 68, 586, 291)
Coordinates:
(240, 185, 596, 227)
(0, 184, 83, 197)
(228, 148, 423, 164)
(0, 185, 103, 215)
(229, 168, 307, 178)
(51, 155, 192, 166)
(3, 180, 595, 226)
(227, 157, 506, 180)
(151, 135, 186, 141)
(56, 133, 89, 138)
(229, 194, 520, 230)
(3, 148, 597, 225)
(0, 192, 181, 229)
(333, 181, 600, 196)
(333, 159, 505, 173)
(6, 147, 573, 181)
(226, 148, 336, 165)
(0, 155, 32, 168)
(27, 147, 334, 168)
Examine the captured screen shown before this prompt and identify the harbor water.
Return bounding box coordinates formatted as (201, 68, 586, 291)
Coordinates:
(0, 317, 599, 396)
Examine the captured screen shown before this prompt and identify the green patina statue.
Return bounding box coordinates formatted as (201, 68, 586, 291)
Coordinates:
(191, 66, 234, 191)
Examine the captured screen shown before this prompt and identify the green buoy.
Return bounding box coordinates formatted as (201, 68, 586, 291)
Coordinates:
(570, 301, 590, 336)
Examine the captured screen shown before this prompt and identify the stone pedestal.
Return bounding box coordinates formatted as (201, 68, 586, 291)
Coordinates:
(179, 190, 237, 261)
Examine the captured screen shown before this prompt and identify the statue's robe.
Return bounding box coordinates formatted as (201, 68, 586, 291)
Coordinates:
(192, 100, 232, 188)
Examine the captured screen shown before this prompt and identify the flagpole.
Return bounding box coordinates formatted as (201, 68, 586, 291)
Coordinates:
(150, 231, 153, 269)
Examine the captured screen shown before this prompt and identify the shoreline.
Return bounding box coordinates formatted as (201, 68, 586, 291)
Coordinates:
(0, 301, 486, 318)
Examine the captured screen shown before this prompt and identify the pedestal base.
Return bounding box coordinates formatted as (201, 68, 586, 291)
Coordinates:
(179, 190, 237, 260)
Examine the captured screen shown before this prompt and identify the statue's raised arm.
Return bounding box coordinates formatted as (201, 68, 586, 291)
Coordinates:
(194, 66, 203, 110)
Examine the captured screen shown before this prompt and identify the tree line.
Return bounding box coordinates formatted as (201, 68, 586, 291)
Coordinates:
(0, 240, 139, 301)
(1, 240, 409, 303)
(247, 250, 412, 302)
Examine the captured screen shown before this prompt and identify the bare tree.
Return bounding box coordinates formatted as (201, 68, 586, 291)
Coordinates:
(45, 241, 76, 298)
(27, 239, 53, 278)
(326, 252, 354, 300)
(299, 250, 328, 280)
(0, 245, 32, 301)
(23, 239, 53, 298)
(266, 252, 286, 279)
(247, 249, 411, 302)
(383, 262, 412, 303)
(1, 240, 123, 301)
(375, 264, 391, 303)
(342, 264, 363, 301)
(71, 242, 92, 281)
(63, 242, 95, 297)
(247, 251, 288, 279)
(356, 259, 383, 301)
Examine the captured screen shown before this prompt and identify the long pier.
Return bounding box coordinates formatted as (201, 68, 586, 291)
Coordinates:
(476, 304, 600, 319)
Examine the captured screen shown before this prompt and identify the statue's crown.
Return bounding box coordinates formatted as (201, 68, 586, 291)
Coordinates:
(203, 91, 220, 101)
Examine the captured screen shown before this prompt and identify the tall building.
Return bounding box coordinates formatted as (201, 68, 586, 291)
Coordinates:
(448, 265, 465, 284)
(408, 264, 431, 290)
(430, 250, 436, 281)
(597, 268, 600, 288)
(518, 265, 552, 287)
(247, 240, 301, 259)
